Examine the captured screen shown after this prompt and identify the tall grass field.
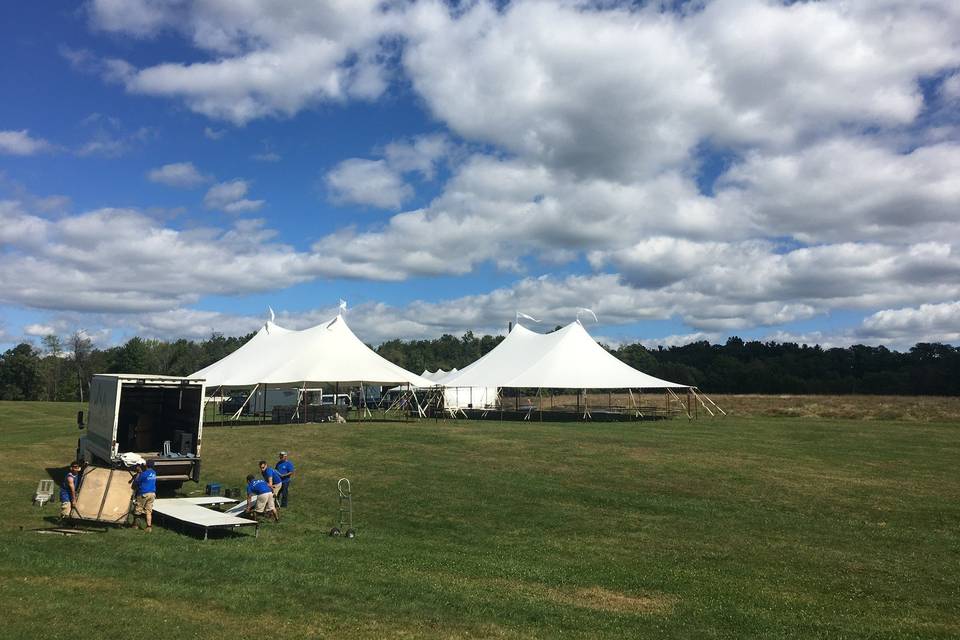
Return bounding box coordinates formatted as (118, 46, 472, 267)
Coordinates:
(0, 401, 958, 639)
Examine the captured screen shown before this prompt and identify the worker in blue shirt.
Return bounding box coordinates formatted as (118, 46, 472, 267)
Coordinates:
(276, 451, 295, 508)
(259, 460, 284, 505)
(59, 461, 81, 520)
(246, 474, 280, 521)
(130, 460, 158, 532)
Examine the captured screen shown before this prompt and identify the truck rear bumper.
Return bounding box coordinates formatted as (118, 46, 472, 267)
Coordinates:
(148, 458, 202, 483)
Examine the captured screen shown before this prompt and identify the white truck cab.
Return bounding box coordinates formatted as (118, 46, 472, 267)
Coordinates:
(77, 374, 204, 485)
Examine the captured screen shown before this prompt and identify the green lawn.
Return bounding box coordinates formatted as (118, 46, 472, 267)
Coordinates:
(1, 401, 958, 639)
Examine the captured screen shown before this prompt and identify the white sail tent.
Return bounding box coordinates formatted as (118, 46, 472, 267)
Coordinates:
(441, 320, 687, 390)
(190, 315, 432, 388)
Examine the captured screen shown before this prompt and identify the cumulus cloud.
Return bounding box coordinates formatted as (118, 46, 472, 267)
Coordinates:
(23, 323, 58, 337)
(0, 201, 308, 313)
(383, 134, 450, 180)
(402, 0, 960, 180)
(858, 301, 960, 344)
(147, 162, 211, 188)
(324, 133, 451, 209)
(0, 130, 54, 155)
(325, 159, 413, 209)
(87, 0, 394, 124)
(203, 180, 264, 213)
(714, 139, 960, 244)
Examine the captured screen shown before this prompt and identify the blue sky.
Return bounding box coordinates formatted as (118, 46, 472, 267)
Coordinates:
(1, 0, 959, 352)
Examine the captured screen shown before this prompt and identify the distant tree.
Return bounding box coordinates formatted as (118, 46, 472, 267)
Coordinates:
(111, 337, 149, 373)
(0, 343, 43, 400)
(41, 334, 64, 401)
(71, 331, 93, 403)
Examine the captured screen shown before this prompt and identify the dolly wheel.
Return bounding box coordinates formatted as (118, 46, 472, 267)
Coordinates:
(329, 527, 341, 537)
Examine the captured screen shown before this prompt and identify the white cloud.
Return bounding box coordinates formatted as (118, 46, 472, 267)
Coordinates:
(0, 130, 54, 155)
(251, 152, 281, 162)
(941, 73, 960, 101)
(203, 127, 226, 140)
(383, 134, 450, 180)
(76, 120, 158, 158)
(0, 203, 308, 313)
(714, 139, 960, 244)
(858, 301, 960, 344)
(23, 323, 58, 337)
(147, 162, 211, 188)
(402, 0, 960, 180)
(325, 159, 413, 209)
(203, 180, 264, 213)
(89, 0, 395, 124)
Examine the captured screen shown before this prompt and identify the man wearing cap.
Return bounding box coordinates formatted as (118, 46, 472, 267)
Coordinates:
(59, 461, 81, 520)
(276, 451, 295, 508)
(131, 460, 157, 532)
(259, 460, 283, 504)
(245, 474, 280, 521)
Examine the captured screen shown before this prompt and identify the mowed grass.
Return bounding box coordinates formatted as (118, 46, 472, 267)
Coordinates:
(1, 401, 958, 639)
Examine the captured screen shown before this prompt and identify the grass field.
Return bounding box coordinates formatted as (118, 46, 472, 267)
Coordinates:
(1, 401, 958, 639)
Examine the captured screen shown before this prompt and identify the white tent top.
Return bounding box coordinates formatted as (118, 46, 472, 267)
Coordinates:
(190, 315, 432, 388)
(420, 368, 458, 383)
(441, 321, 688, 389)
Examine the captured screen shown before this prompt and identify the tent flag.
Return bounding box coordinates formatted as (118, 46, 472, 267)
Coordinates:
(577, 307, 598, 324)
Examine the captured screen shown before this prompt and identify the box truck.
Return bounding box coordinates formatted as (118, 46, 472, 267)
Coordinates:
(77, 374, 204, 486)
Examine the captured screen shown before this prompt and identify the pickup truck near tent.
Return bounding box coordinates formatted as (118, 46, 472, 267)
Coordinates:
(77, 374, 204, 486)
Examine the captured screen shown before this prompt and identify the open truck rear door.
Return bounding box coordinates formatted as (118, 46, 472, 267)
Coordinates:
(72, 465, 134, 524)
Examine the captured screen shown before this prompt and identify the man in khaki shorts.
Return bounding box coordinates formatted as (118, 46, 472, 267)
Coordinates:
(259, 460, 283, 504)
(131, 460, 158, 532)
(245, 474, 280, 522)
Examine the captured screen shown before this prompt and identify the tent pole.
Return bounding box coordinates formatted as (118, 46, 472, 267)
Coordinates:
(538, 387, 543, 422)
(232, 383, 258, 420)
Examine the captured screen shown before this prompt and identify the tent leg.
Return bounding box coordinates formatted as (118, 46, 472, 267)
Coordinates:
(232, 383, 258, 420)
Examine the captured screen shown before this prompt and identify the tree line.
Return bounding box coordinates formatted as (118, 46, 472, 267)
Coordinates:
(2, 329, 958, 401)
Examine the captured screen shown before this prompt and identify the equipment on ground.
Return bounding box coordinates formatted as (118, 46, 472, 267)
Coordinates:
(152, 496, 258, 540)
(33, 480, 54, 507)
(71, 465, 136, 524)
(329, 477, 355, 538)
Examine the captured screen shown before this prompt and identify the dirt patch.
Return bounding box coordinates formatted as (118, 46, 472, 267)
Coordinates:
(561, 585, 676, 614)
(500, 578, 676, 616)
(626, 447, 656, 461)
(538, 393, 960, 422)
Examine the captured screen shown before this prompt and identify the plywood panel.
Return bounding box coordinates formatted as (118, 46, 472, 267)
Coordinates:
(74, 466, 134, 524)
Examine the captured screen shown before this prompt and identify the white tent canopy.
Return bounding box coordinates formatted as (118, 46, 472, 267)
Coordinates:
(422, 369, 498, 409)
(441, 321, 688, 390)
(190, 315, 432, 388)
